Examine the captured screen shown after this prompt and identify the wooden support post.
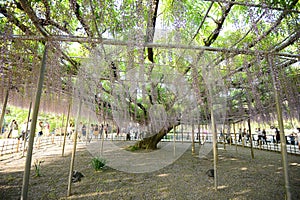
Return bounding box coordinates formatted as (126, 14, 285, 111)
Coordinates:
(21, 44, 48, 200)
(67, 99, 82, 196)
(62, 102, 71, 157)
(86, 112, 90, 145)
(234, 123, 237, 152)
(268, 55, 291, 200)
(192, 123, 195, 155)
(173, 125, 176, 157)
(23, 102, 32, 157)
(198, 124, 201, 145)
(211, 109, 218, 190)
(59, 113, 65, 146)
(248, 118, 254, 159)
(181, 124, 183, 144)
(0, 86, 9, 136)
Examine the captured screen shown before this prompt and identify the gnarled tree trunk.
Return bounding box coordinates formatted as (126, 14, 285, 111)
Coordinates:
(135, 124, 176, 149)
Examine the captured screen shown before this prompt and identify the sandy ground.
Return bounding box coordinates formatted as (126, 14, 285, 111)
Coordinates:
(0, 140, 300, 200)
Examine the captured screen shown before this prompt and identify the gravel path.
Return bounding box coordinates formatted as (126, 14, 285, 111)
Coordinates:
(0, 140, 300, 200)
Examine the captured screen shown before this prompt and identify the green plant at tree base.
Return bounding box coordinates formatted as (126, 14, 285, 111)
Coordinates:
(34, 159, 44, 177)
(91, 157, 107, 171)
(129, 145, 140, 151)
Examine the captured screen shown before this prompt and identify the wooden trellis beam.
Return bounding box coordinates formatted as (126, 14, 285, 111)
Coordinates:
(203, 0, 300, 13)
(1, 35, 299, 59)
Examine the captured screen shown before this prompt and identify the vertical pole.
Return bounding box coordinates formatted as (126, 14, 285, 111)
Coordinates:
(0, 86, 9, 135)
(248, 118, 254, 159)
(268, 55, 291, 200)
(233, 123, 237, 152)
(198, 124, 201, 145)
(181, 124, 183, 144)
(23, 101, 32, 156)
(229, 123, 232, 145)
(60, 113, 65, 146)
(191, 123, 195, 155)
(21, 44, 48, 200)
(86, 112, 90, 145)
(211, 109, 218, 190)
(173, 125, 176, 157)
(67, 99, 82, 196)
(62, 102, 71, 157)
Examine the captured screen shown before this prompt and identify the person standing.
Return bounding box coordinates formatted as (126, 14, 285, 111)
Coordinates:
(21, 121, 27, 140)
(7, 119, 15, 138)
(99, 124, 104, 139)
(297, 128, 300, 151)
(238, 128, 242, 142)
(89, 124, 94, 142)
(94, 124, 100, 139)
(44, 120, 50, 136)
(36, 121, 44, 148)
(82, 123, 86, 141)
(289, 133, 295, 145)
(26, 119, 32, 139)
(11, 120, 19, 138)
(76, 122, 83, 142)
(262, 128, 267, 144)
(256, 128, 262, 145)
(1, 117, 5, 134)
(104, 124, 109, 139)
(275, 128, 280, 144)
(38, 121, 44, 136)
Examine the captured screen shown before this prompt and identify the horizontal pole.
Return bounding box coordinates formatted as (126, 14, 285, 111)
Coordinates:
(203, 0, 300, 13)
(1, 35, 299, 59)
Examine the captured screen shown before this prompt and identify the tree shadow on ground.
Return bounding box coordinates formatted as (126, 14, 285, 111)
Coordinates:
(0, 144, 300, 200)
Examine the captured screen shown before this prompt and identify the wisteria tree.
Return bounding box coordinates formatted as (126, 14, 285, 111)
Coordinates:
(0, 0, 299, 150)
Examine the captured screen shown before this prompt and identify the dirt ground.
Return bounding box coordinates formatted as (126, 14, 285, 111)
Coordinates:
(0, 141, 300, 200)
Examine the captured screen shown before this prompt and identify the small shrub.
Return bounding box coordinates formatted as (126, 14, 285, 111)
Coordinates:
(129, 145, 139, 151)
(34, 159, 44, 177)
(91, 157, 106, 171)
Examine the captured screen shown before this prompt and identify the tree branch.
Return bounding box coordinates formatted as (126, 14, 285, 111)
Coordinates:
(19, 0, 49, 37)
(146, 0, 159, 63)
(0, 5, 34, 35)
(204, 0, 235, 46)
(69, 0, 93, 37)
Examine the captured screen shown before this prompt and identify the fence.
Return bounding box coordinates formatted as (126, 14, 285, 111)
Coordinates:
(88, 131, 300, 155)
(159, 132, 300, 155)
(0, 135, 64, 156)
(1, 132, 299, 157)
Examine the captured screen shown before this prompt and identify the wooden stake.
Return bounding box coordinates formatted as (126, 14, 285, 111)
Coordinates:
(62, 102, 71, 157)
(248, 118, 254, 159)
(22, 101, 32, 157)
(67, 99, 82, 196)
(21, 44, 48, 200)
(268, 55, 291, 200)
(211, 109, 218, 190)
(0, 86, 9, 135)
(191, 123, 195, 155)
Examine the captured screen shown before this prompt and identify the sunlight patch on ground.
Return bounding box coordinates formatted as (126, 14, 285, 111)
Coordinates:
(66, 190, 114, 199)
(289, 162, 300, 166)
(103, 178, 119, 183)
(234, 189, 251, 195)
(158, 187, 170, 198)
(157, 173, 169, 177)
(158, 186, 169, 192)
(87, 141, 191, 173)
(217, 185, 228, 190)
